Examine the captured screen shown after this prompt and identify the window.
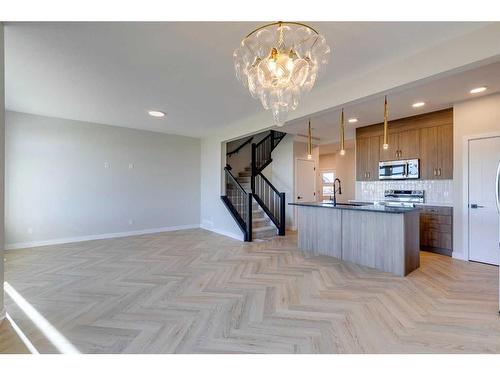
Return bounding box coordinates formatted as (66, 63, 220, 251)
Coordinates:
(321, 170, 335, 199)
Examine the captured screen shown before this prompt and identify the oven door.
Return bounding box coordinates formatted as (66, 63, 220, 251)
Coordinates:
(378, 161, 407, 180)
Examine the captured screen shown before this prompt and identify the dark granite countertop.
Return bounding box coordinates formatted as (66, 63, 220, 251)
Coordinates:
(288, 201, 419, 214)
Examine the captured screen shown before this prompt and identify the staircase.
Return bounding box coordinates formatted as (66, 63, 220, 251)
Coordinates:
(221, 130, 287, 242)
(235, 166, 277, 240)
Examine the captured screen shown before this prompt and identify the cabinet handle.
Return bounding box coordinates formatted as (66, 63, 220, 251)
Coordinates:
(368, 172, 370, 179)
(433, 169, 437, 176)
(438, 168, 442, 176)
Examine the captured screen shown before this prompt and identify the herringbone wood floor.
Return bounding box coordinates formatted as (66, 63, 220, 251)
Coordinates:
(2, 229, 500, 354)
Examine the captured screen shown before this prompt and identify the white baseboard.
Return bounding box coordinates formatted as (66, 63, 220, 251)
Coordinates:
(200, 224, 244, 241)
(5, 224, 201, 251)
(452, 251, 467, 261)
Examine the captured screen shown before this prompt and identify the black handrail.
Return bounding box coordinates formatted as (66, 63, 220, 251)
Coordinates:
(256, 170, 280, 196)
(253, 171, 286, 236)
(226, 136, 254, 157)
(225, 166, 247, 193)
(254, 132, 271, 148)
(221, 167, 252, 241)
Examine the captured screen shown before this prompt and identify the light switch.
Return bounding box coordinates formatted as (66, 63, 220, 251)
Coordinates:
(128, 163, 134, 169)
(104, 162, 110, 169)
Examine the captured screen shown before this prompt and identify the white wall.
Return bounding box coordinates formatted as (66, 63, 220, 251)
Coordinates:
(200, 135, 244, 240)
(5, 111, 201, 248)
(0, 23, 5, 320)
(452, 93, 500, 260)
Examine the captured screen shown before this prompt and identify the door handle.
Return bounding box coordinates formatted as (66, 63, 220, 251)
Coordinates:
(470, 204, 484, 209)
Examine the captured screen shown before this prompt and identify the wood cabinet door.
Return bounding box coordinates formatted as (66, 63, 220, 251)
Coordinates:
(398, 129, 420, 160)
(356, 137, 370, 181)
(419, 126, 438, 179)
(379, 133, 399, 161)
(437, 124, 453, 179)
(368, 136, 380, 180)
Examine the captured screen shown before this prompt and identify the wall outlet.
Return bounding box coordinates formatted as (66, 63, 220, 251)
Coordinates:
(104, 162, 110, 169)
(128, 163, 134, 169)
(27, 227, 33, 234)
(128, 219, 134, 225)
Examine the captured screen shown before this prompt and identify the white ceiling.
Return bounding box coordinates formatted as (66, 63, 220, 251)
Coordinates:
(285, 60, 500, 144)
(4, 22, 492, 138)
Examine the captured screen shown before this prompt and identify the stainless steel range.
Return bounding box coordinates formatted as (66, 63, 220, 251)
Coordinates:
(383, 190, 424, 207)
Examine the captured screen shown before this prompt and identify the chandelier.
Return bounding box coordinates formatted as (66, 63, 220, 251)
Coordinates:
(233, 22, 330, 126)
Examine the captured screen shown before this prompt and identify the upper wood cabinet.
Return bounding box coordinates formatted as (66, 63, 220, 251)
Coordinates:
(356, 136, 380, 181)
(356, 108, 453, 181)
(419, 126, 438, 179)
(437, 124, 453, 179)
(419, 124, 453, 179)
(398, 129, 420, 160)
(379, 133, 398, 161)
(379, 129, 420, 161)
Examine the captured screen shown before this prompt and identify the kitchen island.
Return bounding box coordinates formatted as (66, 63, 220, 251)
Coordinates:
(289, 202, 420, 276)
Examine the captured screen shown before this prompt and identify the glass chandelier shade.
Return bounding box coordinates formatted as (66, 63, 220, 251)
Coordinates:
(233, 22, 330, 126)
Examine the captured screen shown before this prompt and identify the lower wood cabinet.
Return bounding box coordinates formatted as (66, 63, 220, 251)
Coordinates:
(419, 206, 453, 256)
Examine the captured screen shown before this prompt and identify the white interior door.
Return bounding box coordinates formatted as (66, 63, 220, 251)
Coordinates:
(295, 159, 316, 203)
(468, 136, 500, 265)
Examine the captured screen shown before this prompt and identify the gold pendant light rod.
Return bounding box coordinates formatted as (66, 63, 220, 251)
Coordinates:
(383, 95, 389, 150)
(340, 108, 346, 156)
(307, 119, 312, 160)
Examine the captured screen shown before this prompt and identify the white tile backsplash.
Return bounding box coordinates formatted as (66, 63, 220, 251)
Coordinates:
(355, 180, 453, 205)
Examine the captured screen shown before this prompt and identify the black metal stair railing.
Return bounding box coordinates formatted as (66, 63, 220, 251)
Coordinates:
(253, 172, 286, 236)
(251, 130, 287, 179)
(220, 167, 252, 241)
(250, 130, 287, 236)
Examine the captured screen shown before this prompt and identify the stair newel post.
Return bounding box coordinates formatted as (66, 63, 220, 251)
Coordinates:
(279, 192, 286, 236)
(247, 193, 253, 242)
(251, 143, 256, 193)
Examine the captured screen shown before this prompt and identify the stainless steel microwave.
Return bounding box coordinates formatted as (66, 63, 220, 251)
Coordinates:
(378, 159, 419, 180)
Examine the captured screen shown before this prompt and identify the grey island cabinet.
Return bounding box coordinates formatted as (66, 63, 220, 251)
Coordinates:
(289, 202, 420, 276)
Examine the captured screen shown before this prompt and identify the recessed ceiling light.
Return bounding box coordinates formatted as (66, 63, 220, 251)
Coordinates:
(470, 86, 487, 94)
(148, 110, 166, 118)
(412, 102, 425, 108)
(348, 118, 358, 123)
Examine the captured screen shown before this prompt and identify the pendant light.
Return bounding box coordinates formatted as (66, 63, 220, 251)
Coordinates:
(339, 108, 346, 156)
(307, 119, 313, 160)
(233, 22, 331, 126)
(382, 95, 389, 150)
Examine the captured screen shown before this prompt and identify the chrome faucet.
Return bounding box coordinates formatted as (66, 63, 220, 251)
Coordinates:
(332, 178, 342, 206)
